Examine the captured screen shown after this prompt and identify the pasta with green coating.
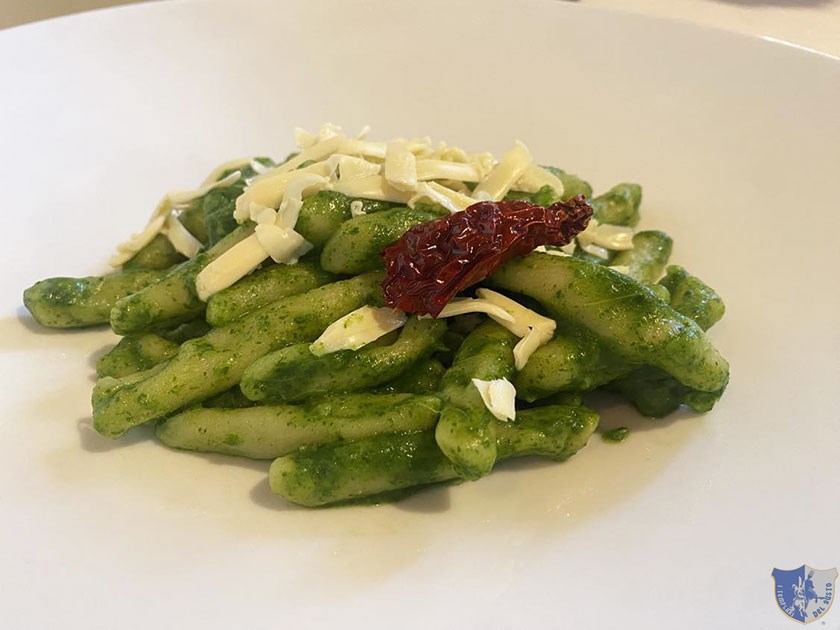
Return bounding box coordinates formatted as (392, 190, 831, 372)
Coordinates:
(93, 273, 384, 437)
(490, 252, 729, 393)
(240, 316, 447, 403)
(434, 321, 517, 481)
(157, 393, 441, 459)
(204, 261, 335, 326)
(269, 404, 599, 507)
(320, 206, 446, 274)
(23, 269, 166, 329)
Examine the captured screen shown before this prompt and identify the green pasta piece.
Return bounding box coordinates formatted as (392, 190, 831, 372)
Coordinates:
(294, 191, 353, 249)
(374, 358, 447, 395)
(205, 261, 336, 327)
(241, 316, 446, 403)
(606, 266, 727, 417)
(610, 230, 673, 284)
(23, 269, 165, 329)
(96, 333, 179, 378)
(161, 319, 212, 344)
(513, 326, 635, 401)
(658, 265, 725, 331)
(648, 284, 671, 303)
(320, 206, 446, 274)
(157, 393, 441, 459)
(269, 404, 598, 507)
(591, 183, 642, 227)
(122, 234, 185, 271)
(435, 321, 517, 481)
(201, 158, 274, 245)
(523, 391, 584, 408)
(505, 185, 561, 207)
(109, 224, 253, 335)
(608, 365, 726, 418)
(93, 272, 383, 437)
(96, 318, 212, 378)
(541, 166, 593, 200)
(177, 201, 208, 245)
(490, 253, 729, 393)
(201, 387, 257, 409)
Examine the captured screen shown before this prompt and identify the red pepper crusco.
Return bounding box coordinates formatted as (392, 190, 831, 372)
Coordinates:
(380, 195, 594, 317)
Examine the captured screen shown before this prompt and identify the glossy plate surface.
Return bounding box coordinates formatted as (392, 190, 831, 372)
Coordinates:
(1, 1, 838, 628)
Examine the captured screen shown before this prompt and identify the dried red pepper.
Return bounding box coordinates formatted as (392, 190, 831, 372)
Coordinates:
(380, 195, 593, 316)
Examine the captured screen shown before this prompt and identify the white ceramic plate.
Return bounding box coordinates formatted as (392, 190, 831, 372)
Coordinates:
(2, 1, 839, 628)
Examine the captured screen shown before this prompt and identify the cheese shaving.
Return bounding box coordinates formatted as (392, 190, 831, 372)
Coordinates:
(110, 170, 242, 267)
(338, 138, 388, 160)
(199, 159, 252, 187)
(331, 175, 414, 204)
(294, 123, 342, 149)
(250, 136, 343, 184)
(234, 161, 331, 222)
(471, 143, 532, 201)
(415, 160, 481, 183)
(276, 173, 329, 227)
(418, 297, 514, 322)
(471, 378, 517, 422)
(534, 245, 569, 257)
(475, 289, 556, 370)
(512, 164, 565, 197)
(254, 224, 312, 263)
(109, 214, 167, 266)
(310, 306, 407, 356)
(577, 218, 634, 251)
(580, 242, 611, 260)
(328, 154, 381, 181)
(195, 234, 268, 301)
(384, 141, 418, 192)
(350, 200, 366, 217)
(409, 181, 477, 214)
(162, 213, 202, 258)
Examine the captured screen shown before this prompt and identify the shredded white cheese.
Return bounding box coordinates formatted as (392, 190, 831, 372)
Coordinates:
(577, 218, 635, 252)
(472, 378, 517, 422)
(475, 289, 556, 370)
(418, 297, 514, 323)
(310, 306, 407, 356)
(328, 154, 381, 181)
(194, 234, 268, 301)
(179, 125, 639, 309)
(275, 172, 330, 226)
(234, 161, 331, 223)
(533, 245, 568, 257)
(254, 224, 312, 264)
(161, 213, 202, 258)
(331, 175, 414, 204)
(110, 169, 242, 267)
(384, 141, 418, 192)
(513, 164, 565, 197)
(199, 158, 252, 187)
(349, 200, 366, 217)
(409, 181, 477, 214)
(471, 143, 532, 201)
(580, 242, 611, 260)
(415, 159, 481, 183)
(338, 138, 387, 160)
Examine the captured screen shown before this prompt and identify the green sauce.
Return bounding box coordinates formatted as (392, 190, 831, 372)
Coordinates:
(602, 427, 629, 443)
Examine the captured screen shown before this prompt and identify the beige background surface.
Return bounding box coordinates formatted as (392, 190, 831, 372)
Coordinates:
(2, 0, 839, 57)
(1, 0, 150, 29)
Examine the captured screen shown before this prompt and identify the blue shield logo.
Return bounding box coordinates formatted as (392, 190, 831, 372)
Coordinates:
(772, 565, 837, 624)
